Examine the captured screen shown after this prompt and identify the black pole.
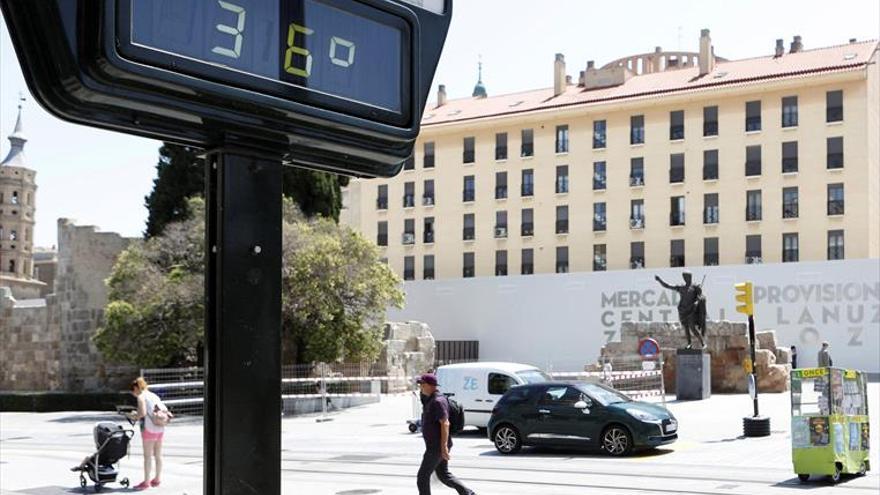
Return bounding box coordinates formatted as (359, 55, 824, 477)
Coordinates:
(204, 148, 282, 495)
(748, 314, 759, 417)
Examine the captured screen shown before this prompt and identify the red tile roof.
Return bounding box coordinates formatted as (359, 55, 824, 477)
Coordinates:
(422, 40, 879, 126)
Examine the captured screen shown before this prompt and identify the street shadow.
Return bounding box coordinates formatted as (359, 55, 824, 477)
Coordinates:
(49, 414, 121, 424)
(7, 486, 129, 494)
(479, 445, 675, 459)
(771, 475, 864, 489)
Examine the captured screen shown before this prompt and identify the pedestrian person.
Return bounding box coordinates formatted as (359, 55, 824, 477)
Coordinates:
(817, 341, 833, 367)
(790, 345, 798, 369)
(127, 377, 170, 490)
(416, 373, 475, 495)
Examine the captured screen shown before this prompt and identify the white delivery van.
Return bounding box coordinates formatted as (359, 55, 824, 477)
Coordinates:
(436, 362, 551, 428)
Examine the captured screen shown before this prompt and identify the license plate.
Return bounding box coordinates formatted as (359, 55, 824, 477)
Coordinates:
(665, 420, 678, 433)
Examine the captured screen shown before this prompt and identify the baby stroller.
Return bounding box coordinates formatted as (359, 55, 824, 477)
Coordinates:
(71, 422, 134, 492)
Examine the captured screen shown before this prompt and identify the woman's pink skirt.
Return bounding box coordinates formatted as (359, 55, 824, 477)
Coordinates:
(142, 429, 164, 441)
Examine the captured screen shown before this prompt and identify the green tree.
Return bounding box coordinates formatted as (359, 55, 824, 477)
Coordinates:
(95, 197, 401, 368)
(143, 143, 349, 238)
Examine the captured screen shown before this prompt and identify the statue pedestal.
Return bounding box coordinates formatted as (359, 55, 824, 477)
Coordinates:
(676, 349, 711, 400)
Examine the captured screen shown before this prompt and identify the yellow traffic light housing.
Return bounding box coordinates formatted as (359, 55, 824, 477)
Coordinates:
(735, 282, 754, 316)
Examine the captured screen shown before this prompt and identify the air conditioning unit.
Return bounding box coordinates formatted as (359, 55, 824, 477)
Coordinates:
(746, 256, 763, 265)
(422, 196, 434, 206)
(494, 227, 508, 238)
(630, 176, 644, 186)
(402, 233, 415, 245)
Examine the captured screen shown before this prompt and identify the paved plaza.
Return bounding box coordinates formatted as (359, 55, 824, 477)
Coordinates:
(2, 385, 879, 495)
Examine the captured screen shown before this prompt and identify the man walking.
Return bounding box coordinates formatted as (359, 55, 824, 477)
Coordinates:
(818, 341, 833, 367)
(416, 373, 475, 495)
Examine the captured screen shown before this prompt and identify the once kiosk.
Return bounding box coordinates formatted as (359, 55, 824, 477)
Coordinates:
(790, 367, 870, 483)
(1, 1, 451, 494)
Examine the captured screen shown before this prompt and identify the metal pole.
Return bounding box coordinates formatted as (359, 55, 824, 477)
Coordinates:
(748, 314, 759, 417)
(204, 148, 282, 495)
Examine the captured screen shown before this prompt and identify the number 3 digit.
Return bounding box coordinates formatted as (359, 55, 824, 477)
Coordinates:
(284, 23, 314, 77)
(211, 1, 246, 59)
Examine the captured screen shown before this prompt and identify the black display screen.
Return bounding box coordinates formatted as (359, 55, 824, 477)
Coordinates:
(127, 0, 407, 113)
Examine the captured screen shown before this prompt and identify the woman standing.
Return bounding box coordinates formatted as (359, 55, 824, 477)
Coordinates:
(128, 377, 168, 490)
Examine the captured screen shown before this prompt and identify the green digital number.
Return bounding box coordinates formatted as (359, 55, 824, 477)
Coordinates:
(284, 22, 314, 77)
(211, 1, 246, 59)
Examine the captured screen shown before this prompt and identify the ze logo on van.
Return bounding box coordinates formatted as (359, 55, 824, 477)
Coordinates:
(463, 377, 479, 391)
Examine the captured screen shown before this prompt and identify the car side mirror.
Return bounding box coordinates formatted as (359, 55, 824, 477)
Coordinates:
(574, 400, 588, 410)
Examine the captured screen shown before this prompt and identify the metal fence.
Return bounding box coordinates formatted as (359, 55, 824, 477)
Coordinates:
(549, 354, 666, 406)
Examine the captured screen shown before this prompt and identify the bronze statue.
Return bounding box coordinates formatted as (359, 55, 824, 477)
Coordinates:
(655, 271, 708, 349)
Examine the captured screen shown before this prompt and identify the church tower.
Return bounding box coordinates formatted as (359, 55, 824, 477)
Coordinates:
(0, 98, 43, 299)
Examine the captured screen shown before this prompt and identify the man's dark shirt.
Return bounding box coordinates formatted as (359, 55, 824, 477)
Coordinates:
(421, 392, 453, 449)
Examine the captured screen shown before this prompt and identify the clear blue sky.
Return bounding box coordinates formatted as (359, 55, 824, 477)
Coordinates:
(2, 1, 878, 248)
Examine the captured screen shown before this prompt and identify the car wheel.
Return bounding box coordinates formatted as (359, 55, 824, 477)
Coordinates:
(493, 425, 522, 455)
(797, 474, 810, 482)
(408, 423, 418, 433)
(602, 425, 633, 457)
(829, 464, 841, 483)
(857, 462, 867, 476)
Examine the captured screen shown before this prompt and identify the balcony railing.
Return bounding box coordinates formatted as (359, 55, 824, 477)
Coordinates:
(704, 208, 719, 224)
(422, 195, 435, 206)
(703, 121, 718, 136)
(495, 265, 508, 276)
(495, 147, 508, 160)
(462, 190, 475, 202)
(423, 155, 435, 168)
(593, 257, 607, 271)
(403, 195, 415, 208)
(669, 168, 684, 183)
(745, 117, 762, 132)
(630, 257, 645, 269)
(403, 270, 414, 280)
(629, 175, 644, 187)
(827, 153, 844, 169)
(463, 150, 474, 163)
(745, 253, 763, 264)
(495, 187, 508, 199)
(593, 217, 607, 232)
(670, 255, 685, 267)
(782, 158, 798, 173)
(556, 140, 569, 154)
(402, 233, 415, 245)
(783, 250, 799, 263)
(423, 269, 435, 280)
(494, 226, 508, 238)
(630, 217, 645, 229)
(463, 267, 475, 277)
(424, 231, 434, 244)
(592, 175, 606, 190)
(555, 179, 569, 194)
(376, 234, 388, 246)
(521, 263, 534, 275)
(670, 214, 685, 226)
(556, 263, 569, 273)
(555, 220, 569, 234)
(376, 198, 388, 210)
(669, 125, 684, 140)
(521, 143, 534, 157)
(630, 128, 644, 145)
(783, 205, 799, 219)
(746, 207, 762, 221)
(521, 185, 534, 197)
(745, 161, 762, 176)
(462, 227, 475, 241)
(521, 223, 534, 236)
(826, 106, 843, 122)
(827, 200, 845, 215)
(703, 165, 718, 181)
(704, 254, 719, 266)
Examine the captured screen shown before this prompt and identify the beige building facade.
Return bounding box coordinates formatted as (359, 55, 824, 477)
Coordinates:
(342, 33, 880, 281)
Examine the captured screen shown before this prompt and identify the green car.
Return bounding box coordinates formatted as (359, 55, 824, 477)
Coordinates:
(487, 381, 677, 456)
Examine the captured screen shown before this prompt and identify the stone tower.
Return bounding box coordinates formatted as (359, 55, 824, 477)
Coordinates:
(0, 100, 44, 299)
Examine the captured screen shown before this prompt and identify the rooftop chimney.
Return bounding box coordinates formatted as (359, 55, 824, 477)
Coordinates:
(652, 46, 662, 73)
(565, 75, 572, 85)
(553, 53, 566, 97)
(587, 60, 595, 69)
(849, 38, 857, 43)
(437, 84, 447, 107)
(698, 28, 715, 76)
(790, 35, 803, 53)
(775, 39, 784, 57)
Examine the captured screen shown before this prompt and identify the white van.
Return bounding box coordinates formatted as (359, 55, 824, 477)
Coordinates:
(436, 362, 551, 428)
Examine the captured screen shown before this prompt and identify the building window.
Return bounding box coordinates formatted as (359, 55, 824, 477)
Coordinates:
(745, 145, 762, 176)
(782, 233, 799, 262)
(703, 149, 718, 180)
(593, 244, 607, 271)
(630, 199, 645, 229)
(670, 196, 685, 226)
(495, 171, 508, 199)
(495, 250, 508, 276)
(376, 184, 388, 210)
(556, 165, 569, 193)
(704, 237, 719, 266)
(495, 211, 508, 238)
(782, 187, 799, 219)
(463, 214, 475, 240)
(630, 157, 644, 186)
(8, 260, 14, 273)
(403, 157, 414, 171)
(377, 221, 388, 246)
(463, 136, 475, 163)
(463, 175, 475, 202)
(593, 120, 606, 149)
(521, 248, 534, 275)
(403, 181, 415, 208)
(630, 115, 645, 144)
(827, 137, 844, 169)
(827, 230, 844, 260)
(826, 90, 843, 122)
(556, 125, 570, 153)
(670, 239, 685, 267)
(423, 255, 435, 279)
(556, 246, 569, 273)
(703, 193, 719, 224)
(745, 100, 761, 131)
(403, 219, 415, 245)
(670, 110, 684, 140)
(521, 128, 534, 157)
(556, 205, 569, 234)
(463, 252, 475, 278)
(423, 179, 435, 206)
(593, 161, 606, 190)
(11, 191, 19, 205)
(521, 208, 534, 236)
(593, 202, 606, 232)
(521, 169, 534, 196)
(424, 217, 435, 243)
(782, 96, 798, 127)
(670, 153, 685, 183)
(746, 190, 762, 221)
(703, 106, 718, 136)
(746, 234, 762, 264)
(630, 242, 645, 269)
(782, 141, 798, 173)
(827, 183, 844, 215)
(495, 132, 508, 160)
(423, 141, 435, 168)
(403, 256, 415, 280)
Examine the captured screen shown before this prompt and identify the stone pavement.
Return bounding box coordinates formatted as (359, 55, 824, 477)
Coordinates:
(1, 385, 878, 494)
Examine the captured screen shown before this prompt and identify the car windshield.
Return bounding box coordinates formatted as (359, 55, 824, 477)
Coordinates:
(577, 382, 631, 406)
(516, 369, 552, 384)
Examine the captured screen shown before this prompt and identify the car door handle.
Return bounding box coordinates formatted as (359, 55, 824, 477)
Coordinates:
(485, 399, 494, 403)
(538, 409, 551, 414)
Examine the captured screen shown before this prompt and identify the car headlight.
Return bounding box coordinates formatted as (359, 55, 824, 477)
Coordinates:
(626, 409, 662, 423)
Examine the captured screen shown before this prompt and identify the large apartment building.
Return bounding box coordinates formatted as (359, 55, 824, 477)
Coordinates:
(341, 31, 880, 281)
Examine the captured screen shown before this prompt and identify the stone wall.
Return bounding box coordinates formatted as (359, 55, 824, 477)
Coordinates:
(0, 287, 60, 390)
(600, 320, 791, 393)
(378, 321, 435, 392)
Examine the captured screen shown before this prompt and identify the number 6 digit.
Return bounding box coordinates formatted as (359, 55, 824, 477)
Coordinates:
(211, 1, 246, 59)
(284, 23, 314, 77)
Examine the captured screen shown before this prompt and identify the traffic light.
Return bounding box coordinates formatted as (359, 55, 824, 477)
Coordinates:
(735, 282, 754, 316)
